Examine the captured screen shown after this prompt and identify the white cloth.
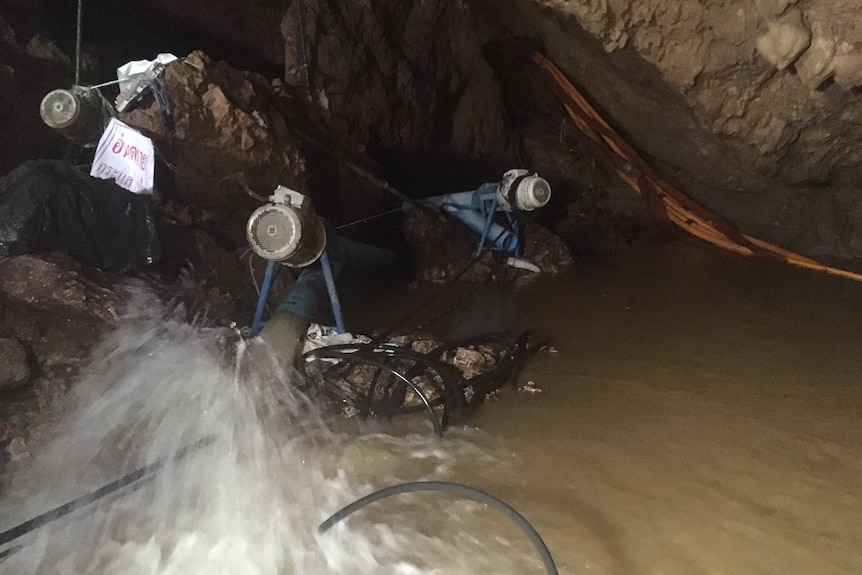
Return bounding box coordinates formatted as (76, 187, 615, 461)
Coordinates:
(302, 324, 370, 357)
(116, 53, 178, 92)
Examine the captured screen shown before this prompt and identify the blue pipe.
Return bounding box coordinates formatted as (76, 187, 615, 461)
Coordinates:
(320, 250, 346, 334)
(250, 259, 280, 337)
(424, 185, 518, 254)
(476, 194, 500, 256)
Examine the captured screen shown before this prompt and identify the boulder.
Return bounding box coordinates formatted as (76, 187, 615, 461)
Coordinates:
(121, 51, 309, 247)
(0, 255, 123, 327)
(755, 8, 811, 70)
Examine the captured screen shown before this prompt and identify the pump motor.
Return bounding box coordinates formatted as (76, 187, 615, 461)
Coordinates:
(246, 186, 327, 267)
(497, 169, 551, 212)
(39, 86, 108, 145)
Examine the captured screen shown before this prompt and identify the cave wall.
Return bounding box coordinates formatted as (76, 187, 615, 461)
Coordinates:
(279, 0, 512, 193)
(139, 0, 513, 194)
(500, 0, 862, 188)
(470, 0, 862, 261)
(0, 2, 69, 175)
(3, 0, 862, 261)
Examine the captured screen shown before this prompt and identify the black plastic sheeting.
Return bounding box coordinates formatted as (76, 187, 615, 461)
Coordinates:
(0, 160, 161, 270)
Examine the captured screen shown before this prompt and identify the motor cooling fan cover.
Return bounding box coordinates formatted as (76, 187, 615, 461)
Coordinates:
(247, 203, 303, 262)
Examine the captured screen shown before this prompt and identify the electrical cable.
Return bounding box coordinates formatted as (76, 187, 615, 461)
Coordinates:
(0, 436, 215, 558)
(302, 331, 541, 434)
(318, 480, 559, 575)
(335, 208, 402, 231)
(289, 127, 440, 218)
(373, 254, 483, 343)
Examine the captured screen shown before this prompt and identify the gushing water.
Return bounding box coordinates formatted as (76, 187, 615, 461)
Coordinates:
(0, 287, 537, 574)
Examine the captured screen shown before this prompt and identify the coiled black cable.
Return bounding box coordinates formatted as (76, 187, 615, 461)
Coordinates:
(302, 331, 545, 435)
(319, 480, 559, 575)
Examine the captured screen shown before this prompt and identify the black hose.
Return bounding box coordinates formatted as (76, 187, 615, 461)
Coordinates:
(305, 344, 467, 425)
(318, 481, 559, 575)
(0, 436, 214, 555)
(308, 353, 444, 437)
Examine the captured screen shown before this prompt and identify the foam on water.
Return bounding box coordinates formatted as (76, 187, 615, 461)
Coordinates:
(0, 287, 538, 575)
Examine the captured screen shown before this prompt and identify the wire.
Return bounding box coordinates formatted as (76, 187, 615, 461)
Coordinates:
(374, 254, 482, 343)
(289, 127, 440, 217)
(221, 173, 269, 202)
(86, 78, 124, 89)
(335, 208, 402, 230)
(243, 249, 273, 315)
(318, 481, 559, 575)
(75, 0, 83, 84)
(319, 354, 443, 437)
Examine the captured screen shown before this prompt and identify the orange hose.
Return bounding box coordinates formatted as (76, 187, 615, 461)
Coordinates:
(531, 50, 862, 283)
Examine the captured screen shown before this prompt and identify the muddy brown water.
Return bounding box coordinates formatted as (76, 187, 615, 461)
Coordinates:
(354, 240, 862, 574)
(2, 240, 861, 574)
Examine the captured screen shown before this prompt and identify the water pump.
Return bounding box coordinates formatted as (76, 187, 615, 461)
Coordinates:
(497, 169, 552, 212)
(39, 86, 108, 146)
(246, 186, 327, 268)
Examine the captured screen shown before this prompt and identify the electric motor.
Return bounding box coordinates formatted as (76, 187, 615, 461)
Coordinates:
(39, 86, 107, 145)
(246, 186, 326, 268)
(498, 169, 552, 212)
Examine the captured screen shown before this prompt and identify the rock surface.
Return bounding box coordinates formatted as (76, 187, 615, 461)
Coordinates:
(0, 337, 29, 392)
(479, 0, 862, 188)
(473, 0, 862, 262)
(279, 0, 511, 192)
(0, 253, 128, 466)
(402, 208, 573, 284)
(121, 52, 308, 221)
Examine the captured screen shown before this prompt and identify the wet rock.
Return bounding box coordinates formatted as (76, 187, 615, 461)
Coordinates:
(446, 347, 493, 380)
(832, 48, 862, 89)
(402, 208, 572, 284)
(753, 0, 798, 18)
(0, 337, 29, 392)
(0, 255, 123, 326)
(521, 223, 574, 273)
(5, 435, 28, 461)
(314, 331, 523, 417)
(0, 254, 128, 466)
(478, 0, 862, 193)
(795, 23, 837, 88)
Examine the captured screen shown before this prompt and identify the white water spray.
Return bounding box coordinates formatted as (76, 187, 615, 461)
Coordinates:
(0, 287, 540, 574)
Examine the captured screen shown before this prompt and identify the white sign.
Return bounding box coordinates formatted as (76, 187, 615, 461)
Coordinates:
(90, 118, 155, 194)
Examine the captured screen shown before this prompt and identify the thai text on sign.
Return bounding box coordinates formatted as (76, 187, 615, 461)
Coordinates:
(90, 118, 155, 194)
